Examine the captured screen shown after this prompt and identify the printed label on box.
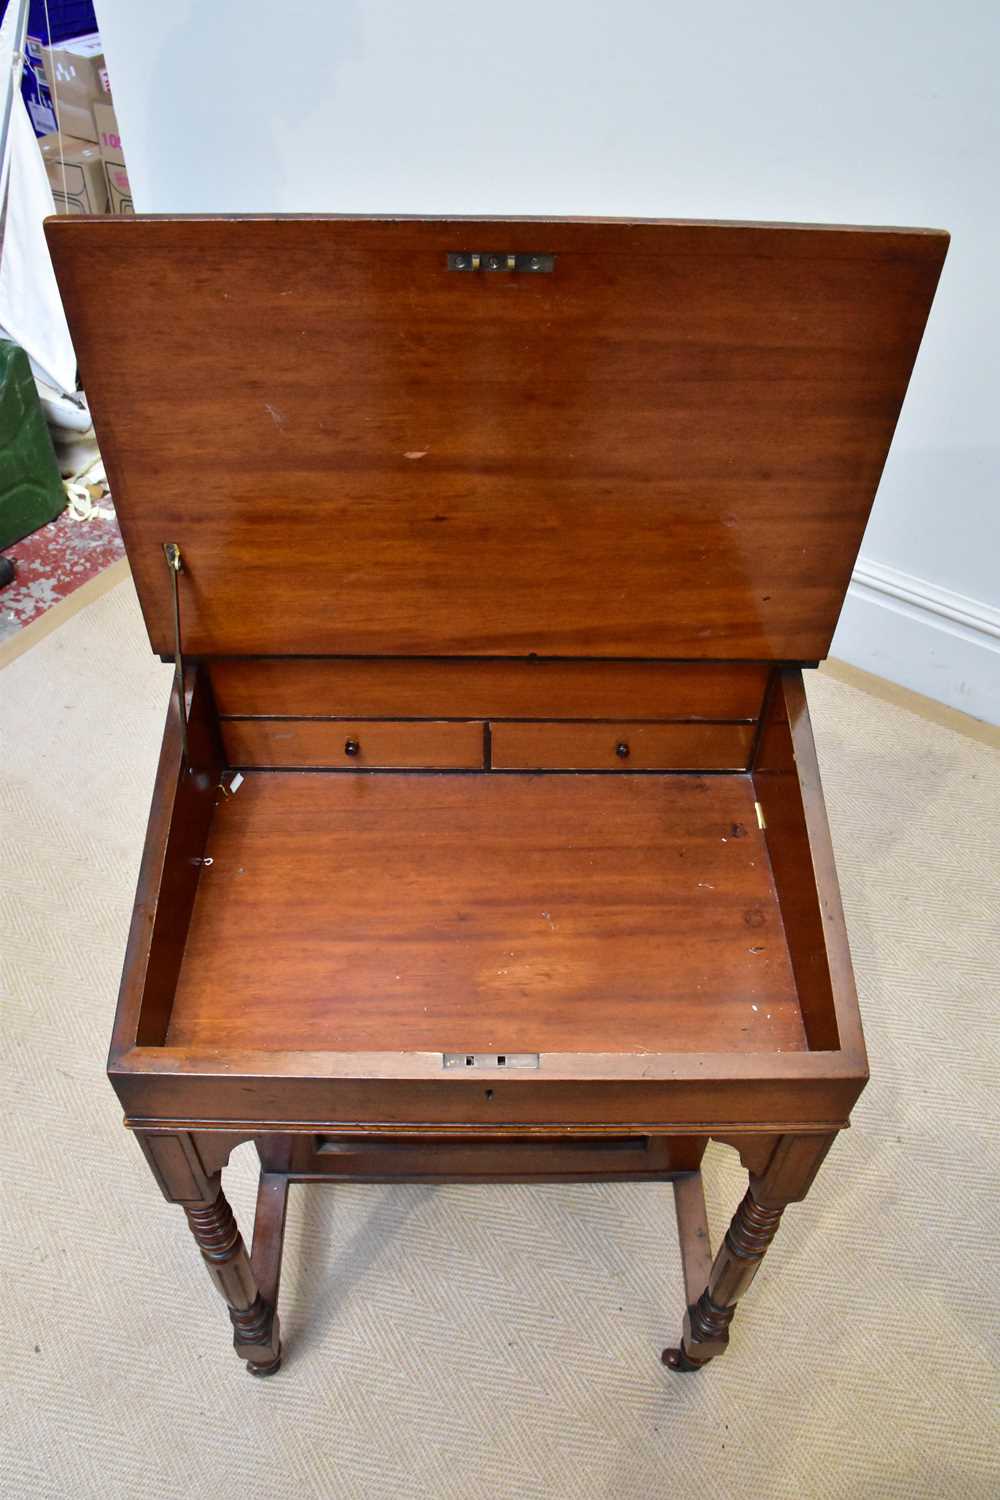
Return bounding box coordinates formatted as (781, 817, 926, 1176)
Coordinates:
(92, 102, 124, 165)
(104, 159, 134, 214)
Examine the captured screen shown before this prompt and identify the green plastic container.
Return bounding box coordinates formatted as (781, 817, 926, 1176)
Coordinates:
(0, 339, 65, 550)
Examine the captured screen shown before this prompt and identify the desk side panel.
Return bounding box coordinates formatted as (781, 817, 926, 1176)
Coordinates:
(752, 670, 867, 1064)
(111, 668, 224, 1057)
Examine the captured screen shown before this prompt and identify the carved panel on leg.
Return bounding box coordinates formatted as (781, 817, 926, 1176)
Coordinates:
(192, 1131, 256, 1178)
(750, 1132, 836, 1208)
(136, 1130, 218, 1203)
(710, 1133, 780, 1177)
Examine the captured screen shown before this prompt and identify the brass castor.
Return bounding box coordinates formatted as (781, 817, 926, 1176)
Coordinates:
(247, 1353, 282, 1377)
(661, 1345, 705, 1373)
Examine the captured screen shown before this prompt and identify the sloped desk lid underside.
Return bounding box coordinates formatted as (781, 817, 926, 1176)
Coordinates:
(45, 215, 947, 660)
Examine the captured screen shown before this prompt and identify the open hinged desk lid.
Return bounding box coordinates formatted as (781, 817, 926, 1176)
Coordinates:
(44, 215, 946, 662)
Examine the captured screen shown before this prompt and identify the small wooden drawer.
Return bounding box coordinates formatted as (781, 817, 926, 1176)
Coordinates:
(293, 1133, 705, 1180)
(222, 719, 485, 769)
(490, 721, 753, 771)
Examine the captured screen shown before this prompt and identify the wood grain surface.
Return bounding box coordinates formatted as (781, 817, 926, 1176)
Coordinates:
(165, 771, 806, 1055)
(209, 658, 770, 721)
(46, 215, 947, 660)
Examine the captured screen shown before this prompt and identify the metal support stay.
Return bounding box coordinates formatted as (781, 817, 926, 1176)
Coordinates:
(163, 541, 189, 764)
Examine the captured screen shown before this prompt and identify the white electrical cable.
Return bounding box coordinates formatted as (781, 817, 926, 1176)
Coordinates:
(64, 456, 112, 521)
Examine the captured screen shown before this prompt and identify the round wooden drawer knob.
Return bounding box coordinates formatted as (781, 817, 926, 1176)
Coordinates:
(615, 741, 630, 759)
(344, 738, 360, 757)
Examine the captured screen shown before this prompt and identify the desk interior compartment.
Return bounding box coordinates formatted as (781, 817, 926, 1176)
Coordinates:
(120, 666, 850, 1071)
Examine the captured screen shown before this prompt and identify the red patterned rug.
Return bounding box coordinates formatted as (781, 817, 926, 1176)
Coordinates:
(0, 502, 126, 643)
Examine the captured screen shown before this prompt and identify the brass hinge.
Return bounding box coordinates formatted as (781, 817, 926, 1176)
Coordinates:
(163, 541, 189, 764)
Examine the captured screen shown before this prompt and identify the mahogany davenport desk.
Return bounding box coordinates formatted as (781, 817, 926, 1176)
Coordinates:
(47, 214, 946, 1377)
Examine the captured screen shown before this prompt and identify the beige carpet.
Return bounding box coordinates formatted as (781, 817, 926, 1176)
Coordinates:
(2, 575, 998, 1500)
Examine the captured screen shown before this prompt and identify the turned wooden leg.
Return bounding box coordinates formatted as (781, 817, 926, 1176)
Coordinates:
(184, 1188, 282, 1376)
(663, 1187, 783, 1370)
(663, 1132, 837, 1372)
(136, 1129, 282, 1376)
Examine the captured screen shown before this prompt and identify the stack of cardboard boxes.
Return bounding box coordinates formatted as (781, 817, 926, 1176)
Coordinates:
(33, 33, 132, 216)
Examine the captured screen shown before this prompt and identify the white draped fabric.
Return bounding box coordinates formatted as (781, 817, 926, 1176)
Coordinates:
(0, 0, 78, 397)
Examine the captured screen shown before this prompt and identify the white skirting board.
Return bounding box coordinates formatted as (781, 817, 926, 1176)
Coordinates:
(832, 561, 1000, 726)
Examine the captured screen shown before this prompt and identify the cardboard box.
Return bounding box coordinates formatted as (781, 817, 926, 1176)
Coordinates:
(104, 160, 134, 215)
(92, 101, 125, 166)
(40, 32, 111, 144)
(93, 101, 131, 211)
(38, 132, 109, 215)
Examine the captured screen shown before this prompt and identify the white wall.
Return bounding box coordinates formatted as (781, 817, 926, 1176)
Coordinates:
(95, 0, 999, 721)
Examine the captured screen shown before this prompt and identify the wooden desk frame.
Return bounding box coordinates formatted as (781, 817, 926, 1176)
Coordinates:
(44, 212, 946, 1382)
(115, 664, 865, 1376)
